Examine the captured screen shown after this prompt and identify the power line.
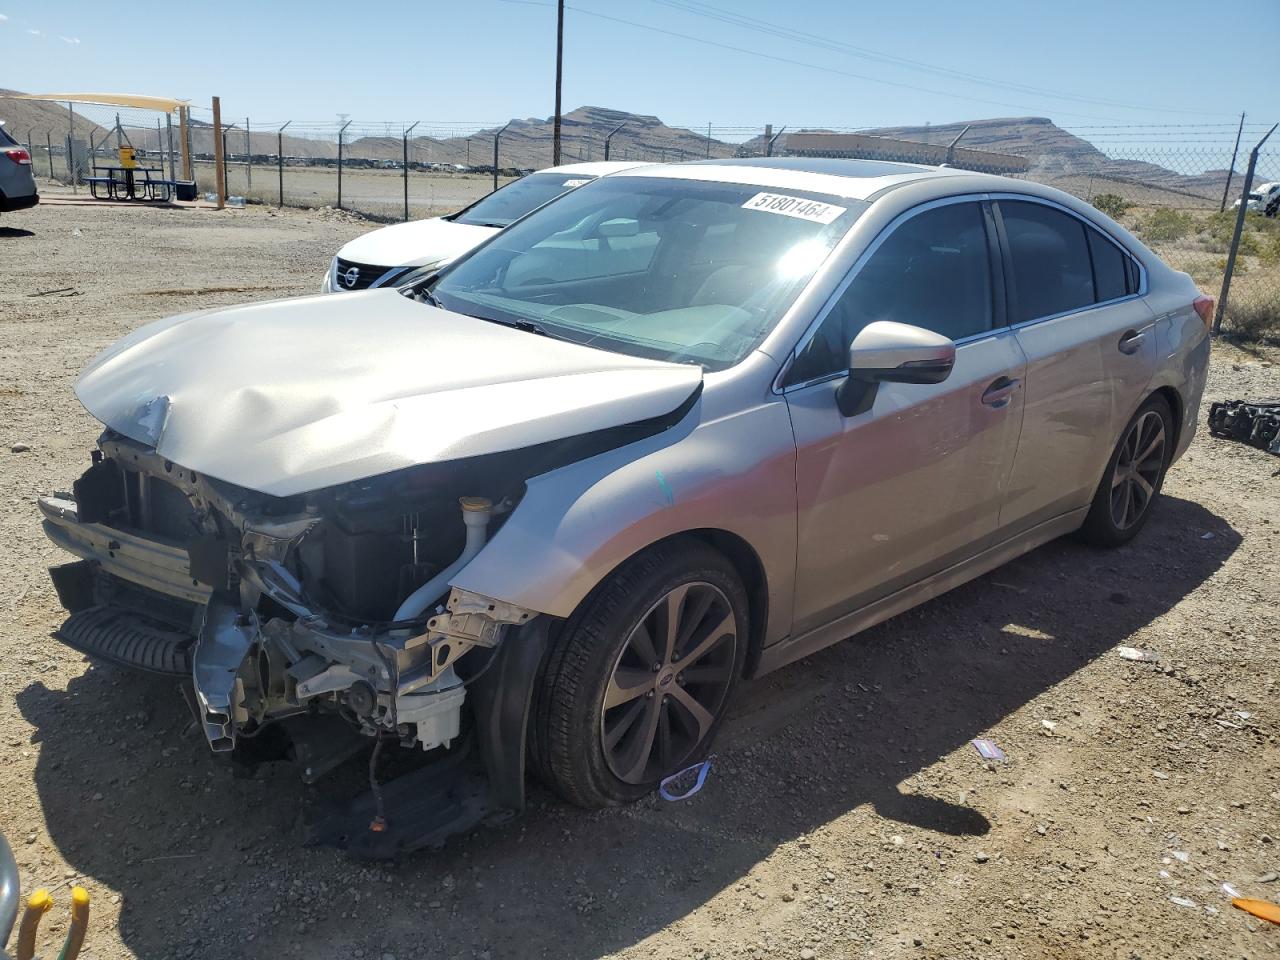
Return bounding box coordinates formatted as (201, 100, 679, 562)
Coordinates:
(495, 0, 1156, 122)
(649, 0, 1226, 118)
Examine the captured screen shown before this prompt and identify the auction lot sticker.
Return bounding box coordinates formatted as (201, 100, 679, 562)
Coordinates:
(742, 192, 847, 224)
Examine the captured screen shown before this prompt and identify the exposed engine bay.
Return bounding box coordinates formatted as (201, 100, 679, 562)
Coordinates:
(40, 432, 559, 759)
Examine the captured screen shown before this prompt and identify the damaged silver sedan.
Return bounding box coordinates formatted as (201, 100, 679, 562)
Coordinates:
(39, 158, 1209, 855)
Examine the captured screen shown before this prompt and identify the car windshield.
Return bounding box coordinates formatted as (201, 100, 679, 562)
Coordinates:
(0, 125, 17, 147)
(430, 176, 865, 370)
(451, 172, 596, 228)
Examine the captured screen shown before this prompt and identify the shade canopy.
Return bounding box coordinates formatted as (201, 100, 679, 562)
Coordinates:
(5, 93, 189, 113)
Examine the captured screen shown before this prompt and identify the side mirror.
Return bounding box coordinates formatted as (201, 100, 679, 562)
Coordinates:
(836, 321, 956, 417)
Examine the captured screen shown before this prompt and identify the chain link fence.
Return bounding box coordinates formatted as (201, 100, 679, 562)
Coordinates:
(10, 101, 1277, 340)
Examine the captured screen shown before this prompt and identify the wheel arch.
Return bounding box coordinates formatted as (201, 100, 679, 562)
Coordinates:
(1150, 384, 1184, 454)
(680, 528, 770, 679)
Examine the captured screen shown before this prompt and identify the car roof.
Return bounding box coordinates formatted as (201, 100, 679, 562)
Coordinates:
(540, 160, 656, 177)
(610, 155, 963, 201)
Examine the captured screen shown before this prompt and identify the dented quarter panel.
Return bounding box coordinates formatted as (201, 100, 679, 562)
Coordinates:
(74, 290, 704, 497)
(451, 351, 799, 648)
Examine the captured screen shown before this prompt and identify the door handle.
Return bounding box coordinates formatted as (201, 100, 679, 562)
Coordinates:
(981, 376, 1021, 408)
(1118, 329, 1148, 355)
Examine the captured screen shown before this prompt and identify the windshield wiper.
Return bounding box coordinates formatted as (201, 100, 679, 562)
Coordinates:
(469, 313, 552, 337)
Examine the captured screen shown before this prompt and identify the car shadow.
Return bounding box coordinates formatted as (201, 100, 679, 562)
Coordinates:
(0, 227, 35, 239)
(17, 495, 1238, 959)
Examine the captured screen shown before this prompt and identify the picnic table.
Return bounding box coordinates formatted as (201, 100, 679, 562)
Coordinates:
(86, 165, 175, 202)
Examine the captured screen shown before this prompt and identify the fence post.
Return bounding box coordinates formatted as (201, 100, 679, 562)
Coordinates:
(212, 96, 225, 209)
(762, 124, 771, 157)
(221, 125, 234, 198)
(604, 121, 625, 161)
(706, 122, 712, 158)
(45, 131, 54, 179)
(766, 125, 787, 157)
(493, 121, 512, 192)
(337, 119, 352, 209)
(403, 121, 420, 222)
(1214, 122, 1278, 335)
(277, 121, 291, 208)
(165, 112, 176, 181)
(945, 124, 972, 166)
(1220, 111, 1245, 213)
(66, 102, 76, 191)
(245, 117, 252, 190)
(179, 106, 192, 181)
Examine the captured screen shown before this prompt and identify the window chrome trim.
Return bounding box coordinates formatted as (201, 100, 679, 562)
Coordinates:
(774, 193, 999, 394)
(986, 192, 1149, 331)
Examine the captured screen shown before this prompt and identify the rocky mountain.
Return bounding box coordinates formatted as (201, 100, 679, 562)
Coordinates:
(0, 91, 1239, 203)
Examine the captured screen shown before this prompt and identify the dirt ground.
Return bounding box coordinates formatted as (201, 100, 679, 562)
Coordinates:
(0, 196, 1277, 960)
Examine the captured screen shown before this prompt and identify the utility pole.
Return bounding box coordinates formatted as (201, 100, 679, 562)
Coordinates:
(552, 0, 565, 165)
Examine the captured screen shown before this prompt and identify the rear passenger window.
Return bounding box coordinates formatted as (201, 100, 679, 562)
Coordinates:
(788, 201, 993, 383)
(1000, 200, 1095, 323)
(1087, 228, 1129, 302)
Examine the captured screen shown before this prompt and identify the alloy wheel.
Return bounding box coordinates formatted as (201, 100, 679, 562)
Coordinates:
(1109, 409, 1166, 530)
(600, 581, 738, 784)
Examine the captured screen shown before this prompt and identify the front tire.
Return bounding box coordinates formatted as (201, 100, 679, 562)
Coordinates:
(531, 538, 748, 808)
(1080, 394, 1173, 547)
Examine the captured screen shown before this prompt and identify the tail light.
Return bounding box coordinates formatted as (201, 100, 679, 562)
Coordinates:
(3, 147, 32, 165)
(1192, 295, 1215, 330)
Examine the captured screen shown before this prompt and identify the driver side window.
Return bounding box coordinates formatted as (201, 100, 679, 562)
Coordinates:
(787, 201, 995, 384)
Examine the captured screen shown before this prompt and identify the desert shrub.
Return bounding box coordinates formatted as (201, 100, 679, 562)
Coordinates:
(1224, 293, 1280, 342)
(1137, 208, 1193, 244)
(1260, 232, 1280, 266)
(1091, 193, 1132, 220)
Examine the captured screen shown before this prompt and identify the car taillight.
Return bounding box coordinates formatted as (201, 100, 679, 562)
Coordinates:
(1192, 294, 1215, 330)
(3, 147, 32, 165)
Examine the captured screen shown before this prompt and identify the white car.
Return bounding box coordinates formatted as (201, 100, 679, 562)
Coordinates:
(321, 160, 652, 292)
(1232, 181, 1280, 214)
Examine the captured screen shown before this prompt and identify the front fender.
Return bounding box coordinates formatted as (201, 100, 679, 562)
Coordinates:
(451, 397, 798, 648)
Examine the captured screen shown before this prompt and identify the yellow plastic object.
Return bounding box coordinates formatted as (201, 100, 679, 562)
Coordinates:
(1233, 897, 1280, 926)
(58, 886, 91, 960)
(15, 888, 52, 960)
(118, 146, 137, 170)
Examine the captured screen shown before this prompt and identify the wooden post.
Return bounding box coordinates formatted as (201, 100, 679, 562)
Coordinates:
(179, 106, 191, 181)
(212, 96, 225, 209)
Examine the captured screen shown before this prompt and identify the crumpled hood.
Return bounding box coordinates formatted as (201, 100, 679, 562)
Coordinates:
(336, 217, 498, 269)
(75, 291, 703, 497)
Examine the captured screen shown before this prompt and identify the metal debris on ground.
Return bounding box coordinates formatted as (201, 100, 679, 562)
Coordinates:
(1116, 646, 1159, 663)
(658, 757, 714, 801)
(1207, 399, 1280, 455)
(971, 738, 1006, 761)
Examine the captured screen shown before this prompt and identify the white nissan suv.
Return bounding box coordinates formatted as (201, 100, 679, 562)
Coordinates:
(322, 160, 652, 293)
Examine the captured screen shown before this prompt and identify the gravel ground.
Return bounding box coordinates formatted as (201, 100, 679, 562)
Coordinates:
(0, 198, 1278, 960)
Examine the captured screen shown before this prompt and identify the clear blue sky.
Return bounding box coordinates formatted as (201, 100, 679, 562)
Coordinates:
(3, 0, 1276, 140)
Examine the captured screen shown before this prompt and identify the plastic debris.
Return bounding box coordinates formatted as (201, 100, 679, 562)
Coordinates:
(1222, 882, 1242, 898)
(1169, 896, 1197, 908)
(1040, 719, 1058, 732)
(971, 738, 1005, 761)
(1232, 897, 1280, 925)
(1116, 646, 1159, 662)
(1171, 850, 1190, 863)
(1200, 532, 1215, 540)
(227, 196, 247, 208)
(658, 757, 713, 801)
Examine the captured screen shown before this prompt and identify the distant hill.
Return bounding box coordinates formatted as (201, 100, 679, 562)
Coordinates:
(0, 92, 1238, 203)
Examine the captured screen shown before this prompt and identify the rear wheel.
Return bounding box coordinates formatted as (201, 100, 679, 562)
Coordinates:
(531, 538, 748, 807)
(1080, 395, 1172, 547)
